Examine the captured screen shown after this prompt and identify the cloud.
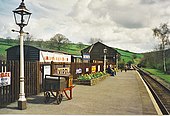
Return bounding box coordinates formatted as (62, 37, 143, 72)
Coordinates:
(66, 0, 170, 52)
(0, 0, 170, 53)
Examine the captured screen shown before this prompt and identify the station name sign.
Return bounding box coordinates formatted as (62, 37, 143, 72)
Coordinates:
(0, 72, 11, 87)
(40, 51, 71, 63)
(83, 54, 90, 60)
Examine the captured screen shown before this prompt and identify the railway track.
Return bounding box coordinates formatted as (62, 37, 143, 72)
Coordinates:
(133, 66, 170, 115)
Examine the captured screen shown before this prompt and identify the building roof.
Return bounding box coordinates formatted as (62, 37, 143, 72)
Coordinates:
(81, 41, 119, 54)
(81, 41, 120, 62)
(6, 45, 71, 55)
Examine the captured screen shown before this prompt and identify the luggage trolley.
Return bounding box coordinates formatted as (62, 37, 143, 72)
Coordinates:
(44, 74, 74, 104)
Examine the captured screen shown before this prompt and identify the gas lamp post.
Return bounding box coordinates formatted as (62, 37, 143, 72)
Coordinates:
(12, 0, 31, 110)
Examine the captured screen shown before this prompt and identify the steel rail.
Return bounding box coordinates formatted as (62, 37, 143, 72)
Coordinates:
(133, 66, 170, 115)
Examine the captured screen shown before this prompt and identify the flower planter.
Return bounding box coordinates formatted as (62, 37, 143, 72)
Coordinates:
(77, 74, 109, 86)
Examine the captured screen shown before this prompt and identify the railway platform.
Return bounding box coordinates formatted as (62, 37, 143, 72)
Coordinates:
(0, 70, 159, 115)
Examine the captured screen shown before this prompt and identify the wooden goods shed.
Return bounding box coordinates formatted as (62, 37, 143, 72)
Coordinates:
(6, 45, 72, 63)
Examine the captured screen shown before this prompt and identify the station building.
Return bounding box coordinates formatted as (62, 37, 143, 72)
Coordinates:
(81, 41, 119, 66)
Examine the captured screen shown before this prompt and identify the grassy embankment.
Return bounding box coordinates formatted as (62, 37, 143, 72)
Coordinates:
(143, 68, 170, 83)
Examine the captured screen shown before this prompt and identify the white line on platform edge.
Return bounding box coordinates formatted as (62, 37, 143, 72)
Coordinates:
(136, 71, 162, 115)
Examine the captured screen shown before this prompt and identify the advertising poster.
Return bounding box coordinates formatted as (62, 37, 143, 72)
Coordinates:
(43, 65, 51, 78)
(76, 68, 82, 74)
(0, 72, 11, 87)
(86, 68, 89, 72)
(91, 66, 96, 73)
(98, 65, 100, 72)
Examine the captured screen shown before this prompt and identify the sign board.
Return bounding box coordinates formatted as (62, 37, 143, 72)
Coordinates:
(98, 65, 100, 72)
(76, 68, 82, 74)
(40, 51, 71, 63)
(0, 72, 11, 87)
(86, 68, 89, 72)
(57, 67, 70, 75)
(43, 65, 51, 78)
(91, 66, 96, 73)
(83, 54, 90, 60)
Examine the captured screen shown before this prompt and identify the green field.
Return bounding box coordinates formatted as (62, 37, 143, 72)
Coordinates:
(115, 48, 143, 64)
(0, 38, 143, 64)
(0, 42, 14, 59)
(0, 41, 88, 59)
(59, 43, 88, 56)
(143, 68, 170, 83)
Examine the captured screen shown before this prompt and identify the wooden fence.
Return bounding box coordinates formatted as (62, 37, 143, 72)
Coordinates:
(0, 60, 40, 107)
(0, 60, 104, 107)
(51, 62, 104, 79)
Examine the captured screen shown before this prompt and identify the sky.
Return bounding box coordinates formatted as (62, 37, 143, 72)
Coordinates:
(0, 0, 170, 53)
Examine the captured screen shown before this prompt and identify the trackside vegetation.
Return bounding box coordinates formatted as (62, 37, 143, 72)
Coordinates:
(143, 68, 170, 83)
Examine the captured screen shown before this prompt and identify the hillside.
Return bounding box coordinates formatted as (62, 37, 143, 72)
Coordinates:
(115, 48, 143, 64)
(0, 38, 143, 63)
(0, 42, 15, 59)
(57, 43, 88, 56)
(0, 39, 88, 59)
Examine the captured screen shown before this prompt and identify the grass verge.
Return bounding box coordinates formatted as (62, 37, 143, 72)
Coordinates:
(143, 68, 170, 83)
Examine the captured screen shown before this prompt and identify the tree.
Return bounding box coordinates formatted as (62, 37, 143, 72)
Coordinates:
(24, 34, 33, 45)
(77, 42, 85, 50)
(5, 36, 12, 44)
(50, 33, 69, 50)
(152, 23, 170, 73)
(132, 54, 137, 60)
(36, 39, 44, 48)
(118, 59, 125, 70)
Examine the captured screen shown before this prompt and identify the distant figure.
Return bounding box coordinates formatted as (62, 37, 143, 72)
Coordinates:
(106, 65, 114, 76)
(114, 66, 117, 75)
(120, 65, 124, 72)
(125, 65, 128, 72)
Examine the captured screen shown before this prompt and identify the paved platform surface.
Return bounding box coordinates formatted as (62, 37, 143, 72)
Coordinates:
(0, 70, 158, 115)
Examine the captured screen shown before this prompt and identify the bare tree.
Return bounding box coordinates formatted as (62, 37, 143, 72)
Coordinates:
(152, 23, 170, 72)
(24, 34, 33, 45)
(37, 39, 44, 48)
(77, 42, 84, 49)
(50, 33, 69, 50)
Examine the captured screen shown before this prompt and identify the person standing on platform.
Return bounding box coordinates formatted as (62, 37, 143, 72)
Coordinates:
(125, 65, 128, 72)
(107, 65, 114, 76)
(114, 65, 117, 75)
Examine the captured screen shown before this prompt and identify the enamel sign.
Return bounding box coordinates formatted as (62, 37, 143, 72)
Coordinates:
(0, 72, 11, 87)
(40, 51, 71, 63)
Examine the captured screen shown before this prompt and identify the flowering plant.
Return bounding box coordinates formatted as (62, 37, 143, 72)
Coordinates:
(78, 71, 107, 80)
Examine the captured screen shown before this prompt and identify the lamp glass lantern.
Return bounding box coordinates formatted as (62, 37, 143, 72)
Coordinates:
(13, 0, 31, 28)
(104, 48, 107, 54)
